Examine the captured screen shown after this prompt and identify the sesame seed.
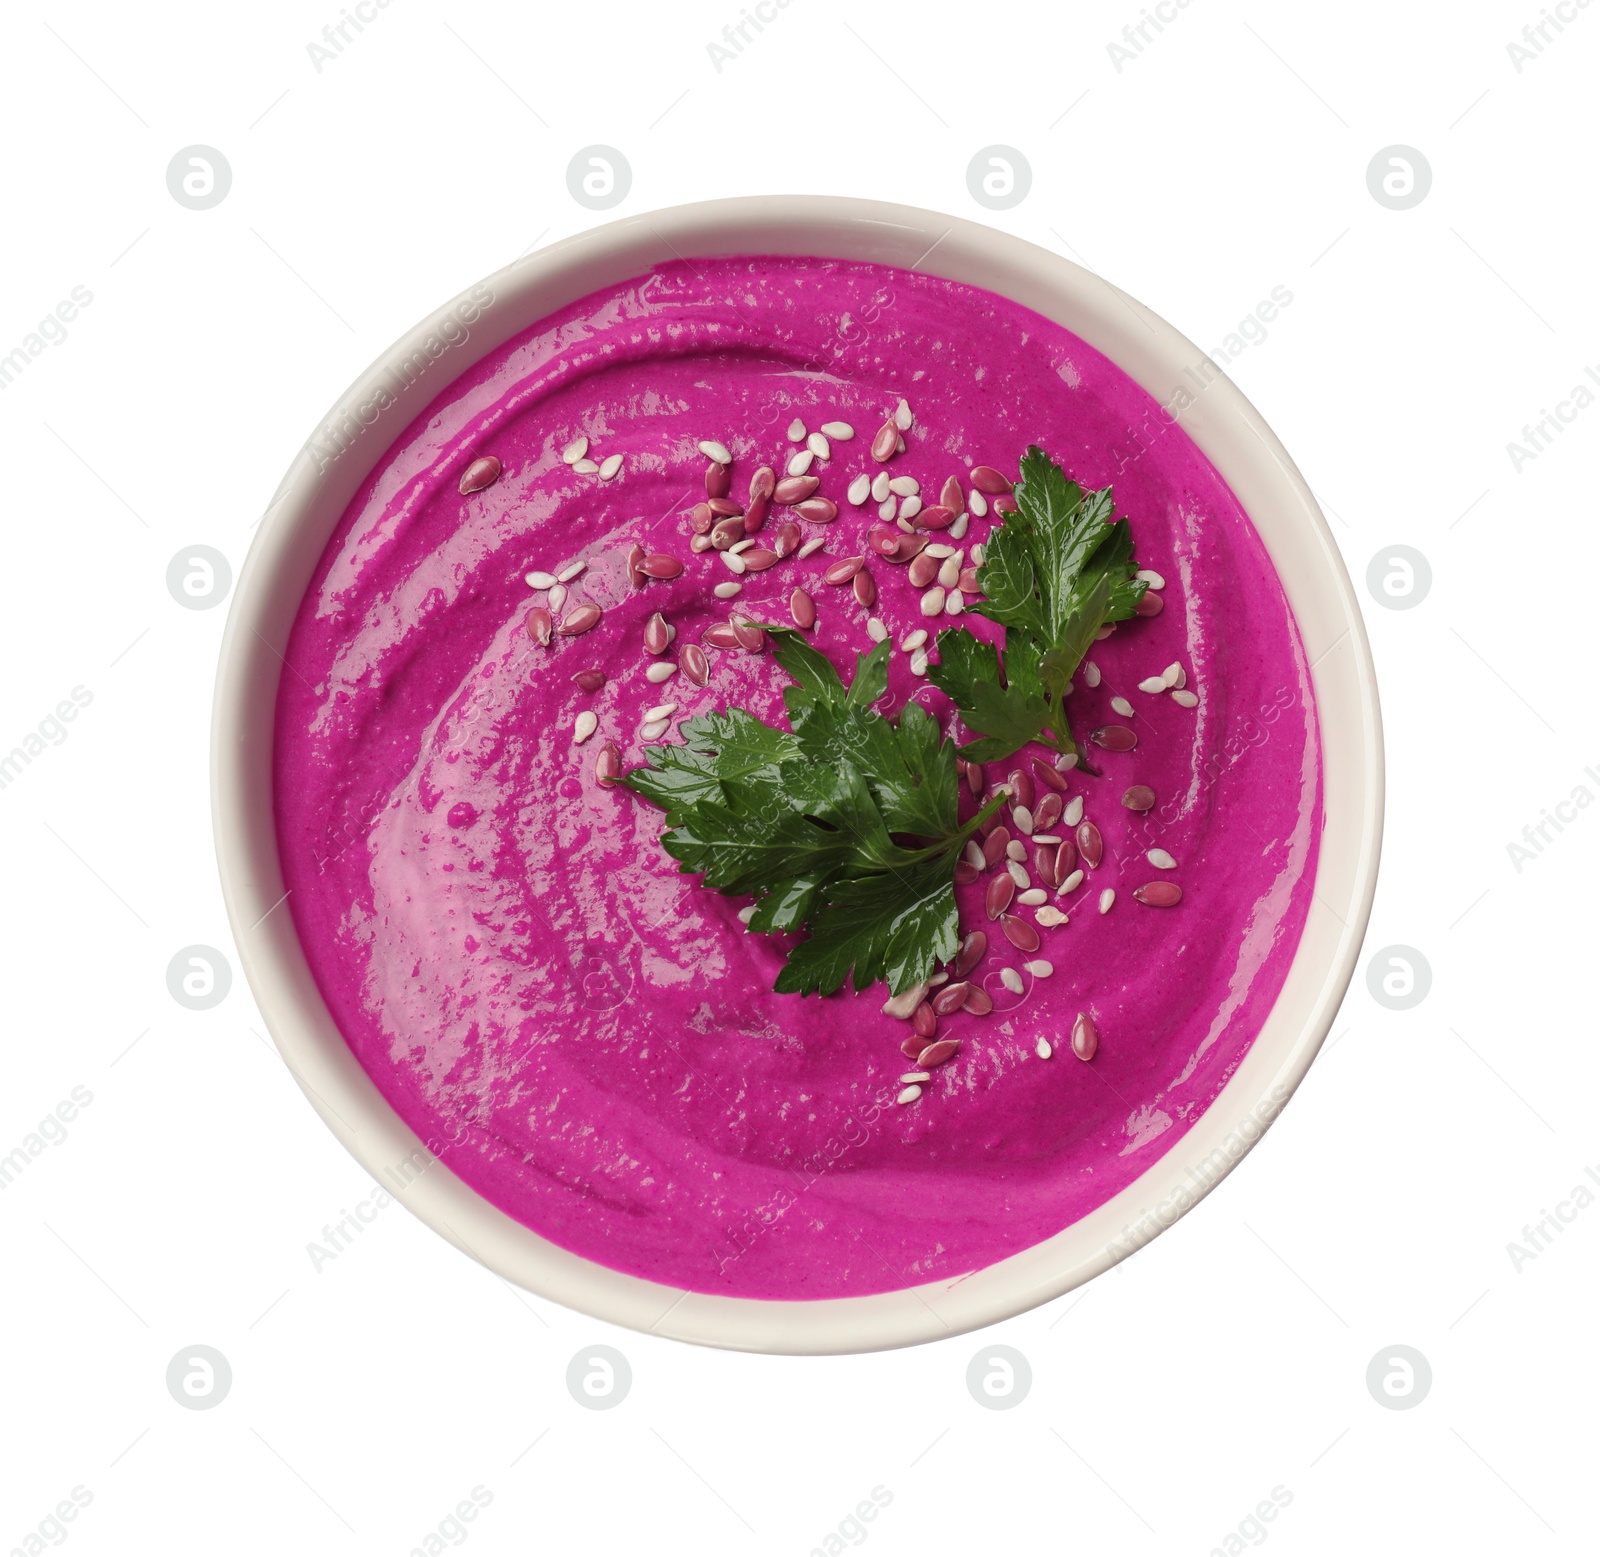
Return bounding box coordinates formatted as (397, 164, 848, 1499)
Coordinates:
(1035, 906, 1068, 927)
(525, 570, 558, 589)
(1007, 860, 1029, 889)
(871, 472, 891, 502)
(847, 473, 871, 505)
(968, 489, 988, 518)
(1138, 676, 1168, 694)
(1098, 889, 1115, 914)
(728, 538, 755, 554)
(1032, 834, 1061, 845)
(894, 398, 913, 430)
(573, 711, 598, 744)
(572, 458, 600, 474)
(698, 440, 732, 464)
(1163, 662, 1186, 688)
(878, 496, 897, 522)
(1001, 968, 1025, 994)
(899, 1071, 932, 1085)
(896, 1084, 922, 1105)
(1111, 695, 1134, 717)
(1012, 805, 1034, 835)
(720, 551, 747, 574)
(944, 589, 965, 616)
(639, 718, 668, 741)
(1058, 869, 1084, 895)
(562, 436, 588, 464)
(713, 581, 742, 599)
(889, 476, 920, 497)
(1063, 796, 1084, 827)
(910, 650, 930, 676)
(598, 454, 623, 480)
(644, 701, 678, 723)
(548, 584, 568, 613)
(645, 662, 676, 684)
(901, 629, 928, 652)
(787, 449, 815, 476)
(948, 512, 969, 539)
(558, 560, 587, 583)
(787, 419, 807, 442)
(866, 618, 888, 643)
(1018, 889, 1047, 906)
(1024, 959, 1053, 977)
(1147, 847, 1177, 869)
(1171, 690, 1199, 708)
(806, 432, 830, 460)
(1035, 1037, 1053, 1059)
(1057, 752, 1079, 771)
(1005, 840, 1026, 863)
(919, 586, 946, 617)
(797, 537, 827, 559)
(821, 421, 854, 439)
(899, 495, 923, 520)
(1136, 568, 1166, 589)
(737, 904, 758, 924)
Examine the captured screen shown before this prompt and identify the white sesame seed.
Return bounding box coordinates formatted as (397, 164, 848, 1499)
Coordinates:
(699, 440, 732, 464)
(964, 840, 986, 870)
(919, 585, 946, 617)
(899, 1071, 931, 1085)
(944, 588, 965, 616)
(1164, 662, 1186, 689)
(737, 904, 757, 924)
(1012, 804, 1034, 835)
(821, 421, 854, 440)
(1057, 752, 1079, 771)
(878, 496, 897, 522)
(1111, 695, 1134, 718)
(894, 398, 913, 430)
(889, 476, 920, 497)
(786, 419, 807, 443)
(713, 581, 742, 599)
(720, 550, 747, 574)
(573, 711, 598, 744)
(899, 495, 923, 520)
(847, 473, 871, 506)
(1062, 681, 1074, 698)
(1036, 906, 1069, 927)
(1137, 676, 1168, 694)
(1018, 889, 1048, 907)
(1063, 796, 1084, 827)
(937, 555, 961, 589)
(1001, 968, 1025, 994)
(598, 454, 623, 480)
(572, 458, 599, 474)
(646, 663, 676, 684)
(896, 1084, 922, 1106)
(970, 543, 986, 566)
(1147, 847, 1177, 869)
(1098, 889, 1115, 914)
(1007, 861, 1029, 889)
(644, 702, 678, 723)
(1058, 869, 1084, 895)
(559, 561, 587, 583)
(1035, 1037, 1053, 1059)
(1024, 959, 1053, 978)
(690, 534, 713, 553)
(797, 537, 827, 559)
(1032, 834, 1061, 845)
(866, 618, 888, 643)
(871, 471, 891, 502)
(562, 436, 588, 464)
(968, 489, 988, 518)
(901, 629, 928, 652)
(923, 543, 954, 558)
(728, 538, 755, 554)
(525, 570, 558, 589)
(1006, 840, 1026, 863)
(1171, 690, 1199, 708)
(928, 971, 949, 986)
(1136, 568, 1166, 589)
(896, 518, 914, 533)
(910, 650, 930, 676)
(948, 512, 969, 539)
(548, 584, 567, 613)
(787, 449, 815, 476)
(807, 432, 830, 460)
(639, 719, 668, 740)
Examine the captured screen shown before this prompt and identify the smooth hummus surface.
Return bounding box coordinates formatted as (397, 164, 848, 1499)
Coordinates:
(274, 256, 1321, 1299)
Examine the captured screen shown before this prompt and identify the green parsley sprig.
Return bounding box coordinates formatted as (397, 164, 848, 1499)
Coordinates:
(624, 628, 1001, 997)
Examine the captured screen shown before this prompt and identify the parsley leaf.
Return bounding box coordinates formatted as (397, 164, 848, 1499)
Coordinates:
(624, 628, 999, 996)
(927, 446, 1147, 769)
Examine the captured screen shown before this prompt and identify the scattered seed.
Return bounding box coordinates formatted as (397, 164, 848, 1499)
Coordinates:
(789, 587, 817, 630)
(1058, 869, 1084, 896)
(1001, 967, 1025, 995)
(1137, 676, 1167, 694)
(796, 498, 839, 524)
(646, 662, 676, 684)
(1012, 804, 1035, 836)
(699, 439, 732, 464)
(643, 702, 678, 725)
(878, 496, 898, 521)
(525, 570, 557, 590)
(572, 458, 600, 474)
(557, 603, 601, 636)
(901, 628, 928, 652)
(680, 645, 710, 686)
(741, 548, 780, 571)
(787, 449, 815, 477)
(1036, 905, 1069, 927)
(883, 982, 929, 1020)
(641, 553, 684, 580)
(1136, 568, 1166, 589)
(689, 534, 713, 554)
(963, 985, 994, 1015)
(952, 931, 987, 978)
(797, 537, 827, 560)
(1071, 1011, 1099, 1062)
(786, 418, 807, 443)
(806, 432, 830, 461)
(899, 495, 923, 521)
(1001, 915, 1041, 952)
(548, 583, 568, 614)
(918, 1038, 960, 1068)
(894, 398, 913, 430)
(562, 436, 588, 465)
(640, 717, 668, 738)
(1018, 888, 1047, 907)
(598, 454, 623, 480)
(1006, 840, 1026, 864)
(870, 421, 899, 462)
(525, 607, 553, 646)
(1098, 888, 1115, 914)
(1076, 820, 1103, 869)
(823, 556, 864, 586)
(913, 1000, 939, 1040)
(909, 651, 929, 676)
(1134, 881, 1183, 907)
(720, 551, 747, 575)
(573, 668, 606, 692)
(888, 476, 920, 498)
(963, 840, 986, 871)
(866, 617, 887, 642)
(985, 874, 1015, 920)
(899, 1072, 932, 1088)
(968, 489, 988, 518)
(993, 495, 1018, 515)
(1136, 591, 1164, 618)
(933, 982, 972, 1016)
(459, 455, 502, 494)
(773, 520, 802, 558)
(919, 585, 946, 617)
(1095, 624, 1114, 641)
(846, 473, 871, 506)
(573, 711, 598, 745)
(1091, 724, 1138, 752)
(1122, 785, 1156, 812)
(1110, 695, 1134, 718)
(896, 1084, 922, 1106)
(1063, 796, 1084, 828)
(1033, 794, 1063, 834)
(1033, 843, 1060, 889)
(713, 581, 743, 600)
(969, 465, 1011, 495)
(1171, 690, 1199, 708)
(1146, 848, 1177, 871)
(936, 554, 961, 589)
(643, 612, 670, 656)
(704, 461, 731, 500)
(595, 741, 622, 784)
(1036, 1037, 1053, 1060)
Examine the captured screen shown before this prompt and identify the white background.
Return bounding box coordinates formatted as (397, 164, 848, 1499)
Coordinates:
(2, 0, 1595, 1552)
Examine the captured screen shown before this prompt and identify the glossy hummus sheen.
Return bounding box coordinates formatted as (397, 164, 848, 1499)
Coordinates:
(274, 257, 1321, 1300)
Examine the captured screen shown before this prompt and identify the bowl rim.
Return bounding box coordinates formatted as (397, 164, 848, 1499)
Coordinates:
(212, 194, 1383, 1355)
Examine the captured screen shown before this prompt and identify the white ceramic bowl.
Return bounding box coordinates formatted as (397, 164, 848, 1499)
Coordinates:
(213, 196, 1382, 1355)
